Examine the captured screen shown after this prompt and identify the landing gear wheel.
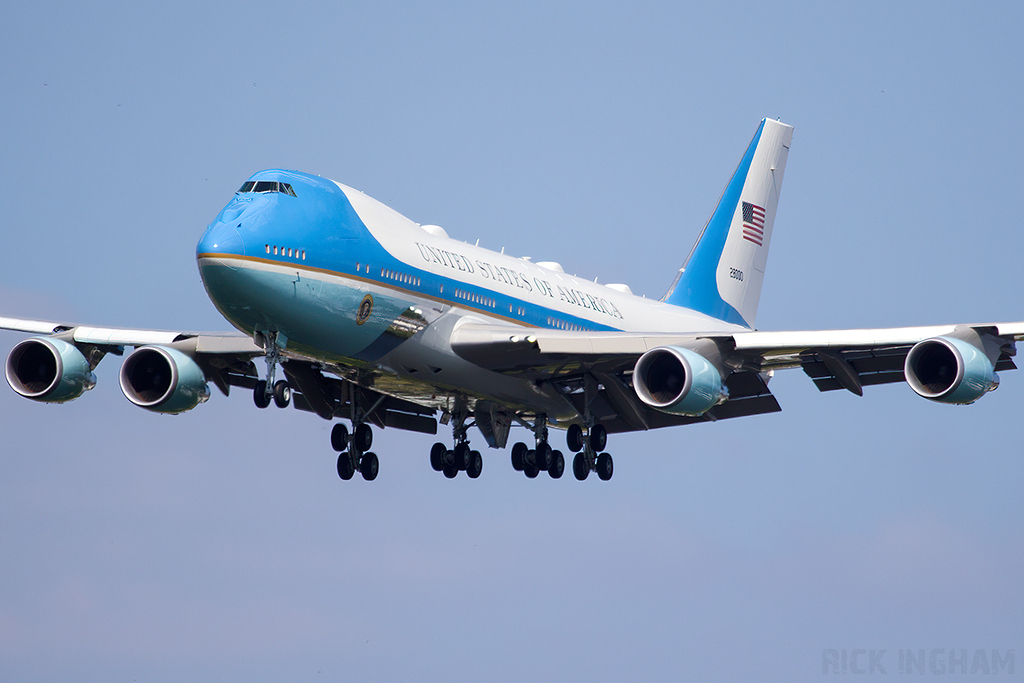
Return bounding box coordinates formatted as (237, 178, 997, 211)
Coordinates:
(272, 380, 291, 408)
(430, 443, 446, 472)
(443, 464, 458, 479)
(331, 423, 349, 452)
(452, 442, 470, 470)
(466, 450, 483, 479)
(596, 452, 613, 481)
(589, 424, 607, 453)
(359, 452, 379, 481)
(535, 442, 552, 471)
(511, 442, 527, 471)
(354, 423, 373, 453)
(566, 424, 584, 453)
(253, 380, 270, 409)
(337, 452, 355, 480)
(573, 453, 589, 481)
(549, 450, 564, 479)
(524, 463, 539, 479)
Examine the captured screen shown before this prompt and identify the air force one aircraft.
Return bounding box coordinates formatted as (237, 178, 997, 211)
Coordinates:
(3, 119, 1022, 482)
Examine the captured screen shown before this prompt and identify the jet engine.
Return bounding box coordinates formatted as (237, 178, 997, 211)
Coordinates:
(904, 336, 998, 405)
(633, 346, 727, 416)
(119, 346, 210, 414)
(5, 337, 97, 403)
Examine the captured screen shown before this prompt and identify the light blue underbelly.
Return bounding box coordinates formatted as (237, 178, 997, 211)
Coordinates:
(199, 261, 416, 362)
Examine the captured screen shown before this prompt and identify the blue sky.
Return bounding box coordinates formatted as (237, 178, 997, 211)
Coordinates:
(1, 2, 1021, 681)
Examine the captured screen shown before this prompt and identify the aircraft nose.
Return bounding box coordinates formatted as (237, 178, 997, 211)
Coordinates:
(196, 220, 244, 258)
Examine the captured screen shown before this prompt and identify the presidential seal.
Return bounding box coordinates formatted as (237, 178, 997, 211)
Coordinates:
(356, 294, 374, 325)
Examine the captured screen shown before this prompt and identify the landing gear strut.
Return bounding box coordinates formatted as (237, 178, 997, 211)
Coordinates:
(252, 332, 291, 409)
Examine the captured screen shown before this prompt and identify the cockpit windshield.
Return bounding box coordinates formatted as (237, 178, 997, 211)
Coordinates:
(237, 180, 297, 197)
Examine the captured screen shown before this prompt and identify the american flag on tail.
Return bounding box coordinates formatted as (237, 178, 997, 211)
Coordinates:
(741, 201, 765, 246)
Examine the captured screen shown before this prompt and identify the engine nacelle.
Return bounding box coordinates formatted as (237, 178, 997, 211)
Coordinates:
(904, 336, 998, 405)
(633, 346, 727, 416)
(119, 346, 210, 414)
(5, 337, 97, 403)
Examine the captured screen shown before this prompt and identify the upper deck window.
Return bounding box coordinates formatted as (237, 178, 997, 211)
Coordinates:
(237, 180, 297, 197)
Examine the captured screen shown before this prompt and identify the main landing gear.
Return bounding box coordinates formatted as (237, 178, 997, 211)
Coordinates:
(565, 422, 614, 481)
(331, 380, 386, 482)
(429, 441, 483, 479)
(331, 422, 379, 481)
(428, 407, 483, 479)
(510, 415, 566, 480)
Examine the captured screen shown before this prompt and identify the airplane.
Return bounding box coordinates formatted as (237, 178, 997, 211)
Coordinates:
(3, 118, 1022, 483)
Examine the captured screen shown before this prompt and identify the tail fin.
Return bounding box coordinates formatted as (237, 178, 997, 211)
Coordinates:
(662, 118, 793, 328)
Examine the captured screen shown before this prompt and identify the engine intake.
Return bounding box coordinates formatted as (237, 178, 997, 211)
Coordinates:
(119, 346, 210, 414)
(633, 346, 727, 416)
(904, 336, 998, 405)
(5, 337, 96, 403)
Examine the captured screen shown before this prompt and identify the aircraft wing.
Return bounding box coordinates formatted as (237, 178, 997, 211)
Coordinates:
(730, 322, 1023, 392)
(0, 316, 264, 397)
(451, 320, 1023, 377)
(450, 320, 1023, 433)
(0, 316, 263, 352)
(0, 316, 439, 432)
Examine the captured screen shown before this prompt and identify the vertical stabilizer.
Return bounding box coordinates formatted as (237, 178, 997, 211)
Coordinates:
(662, 119, 793, 328)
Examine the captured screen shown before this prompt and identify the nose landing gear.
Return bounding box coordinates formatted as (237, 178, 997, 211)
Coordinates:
(251, 332, 293, 410)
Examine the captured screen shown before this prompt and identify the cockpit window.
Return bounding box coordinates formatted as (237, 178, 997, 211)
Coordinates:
(237, 180, 297, 196)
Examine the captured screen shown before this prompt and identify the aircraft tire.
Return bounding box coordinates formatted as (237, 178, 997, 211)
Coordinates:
(337, 452, 355, 480)
(589, 424, 607, 453)
(510, 442, 527, 471)
(272, 380, 291, 408)
(453, 442, 470, 470)
(596, 453, 613, 481)
(430, 443, 447, 471)
(354, 423, 373, 452)
(535, 442, 552, 471)
(549, 450, 564, 479)
(443, 464, 458, 479)
(360, 453, 379, 481)
(573, 453, 589, 481)
(524, 464, 539, 479)
(467, 451, 483, 479)
(566, 424, 584, 453)
(253, 380, 270, 409)
(331, 423, 349, 452)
